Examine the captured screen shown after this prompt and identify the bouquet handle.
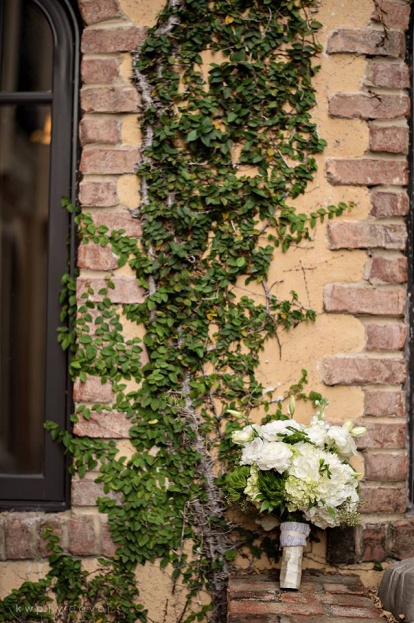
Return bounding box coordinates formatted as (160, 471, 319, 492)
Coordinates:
(279, 522, 310, 590)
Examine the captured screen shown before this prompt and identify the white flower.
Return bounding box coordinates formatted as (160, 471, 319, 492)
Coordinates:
(255, 441, 293, 473)
(304, 506, 338, 529)
(285, 476, 319, 512)
(231, 425, 259, 446)
(261, 419, 302, 442)
(326, 425, 357, 459)
(306, 418, 328, 447)
(289, 442, 322, 480)
(240, 437, 265, 465)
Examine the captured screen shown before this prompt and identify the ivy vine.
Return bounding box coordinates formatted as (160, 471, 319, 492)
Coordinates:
(1, 1, 352, 622)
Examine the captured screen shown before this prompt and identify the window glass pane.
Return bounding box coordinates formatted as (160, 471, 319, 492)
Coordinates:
(0, 0, 53, 92)
(0, 104, 51, 474)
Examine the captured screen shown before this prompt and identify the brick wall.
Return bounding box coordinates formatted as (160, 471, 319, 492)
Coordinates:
(322, 0, 412, 563)
(0, 0, 413, 582)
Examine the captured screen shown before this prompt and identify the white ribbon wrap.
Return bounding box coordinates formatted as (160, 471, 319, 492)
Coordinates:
(279, 522, 310, 590)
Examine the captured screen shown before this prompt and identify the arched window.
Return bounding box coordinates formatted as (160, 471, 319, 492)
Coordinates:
(0, 0, 79, 508)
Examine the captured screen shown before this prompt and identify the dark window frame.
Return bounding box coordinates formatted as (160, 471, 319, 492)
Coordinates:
(0, 0, 80, 510)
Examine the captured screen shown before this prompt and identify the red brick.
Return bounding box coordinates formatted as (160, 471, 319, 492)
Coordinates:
(362, 524, 388, 562)
(357, 422, 406, 450)
(370, 191, 409, 218)
(74, 411, 132, 438)
(228, 577, 279, 602)
(323, 284, 405, 316)
(79, 181, 118, 207)
(81, 58, 120, 84)
(365, 61, 410, 89)
(81, 86, 140, 114)
(360, 485, 407, 513)
(322, 355, 406, 385)
(365, 451, 408, 481)
(101, 518, 117, 557)
(365, 323, 407, 351)
(71, 480, 121, 506)
(371, 0, 411, 30)
(78, 0, 122, 25)
(0, 517, 5, 561)
(82, 26, 147, 54)
(327, 222, 406, 250)
(288, 619, 379, 623)
(228, 601, 325, 617)
(77, 243, 119, 270)
(365, 390, 405, 418)
(80, 147, 140, 174)
(330, 605, 382, 619)
(329, 94, 409, 120)
(91, 210, 143, 237)
(390, 517, 414, 558)
(73, 375, 114, 403)
(327, 28, 404, 57)
(319, 593, 376, 607)
(77, 276, 146, 304)
(5, 517, 38, 559)
(367, 256, 407, 284)
(79, 116, 120, 145)
(323, 584, 366, 595)
(369, 125, 409, 155)
(68, 516, 99, 555)
(326, 159, 408, 187)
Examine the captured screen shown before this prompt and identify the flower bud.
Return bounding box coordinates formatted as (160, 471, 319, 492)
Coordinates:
(342, 420, 354, 432)
(288, 396, 296, 417)
(350, 426, 366, 438)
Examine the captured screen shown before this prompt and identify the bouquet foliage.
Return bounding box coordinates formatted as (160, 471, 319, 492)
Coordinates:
(225, 398, 365, 530)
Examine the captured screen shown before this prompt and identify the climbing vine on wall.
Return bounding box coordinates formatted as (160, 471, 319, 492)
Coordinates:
(0, 1, 352, 622)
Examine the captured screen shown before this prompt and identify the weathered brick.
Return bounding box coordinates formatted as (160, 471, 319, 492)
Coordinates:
(5, 517, 38, 559)
(371, 0, 411, 30)
(322, 583, 365, 595)
(73, 375, 114, 403)
(82, 26, 147, 54)
(68, 516, 99, 555)
(80, 147, 140, 174)
(360, 485, 407, 514)
(329, 94, 409, 120)
(77, 276, 146, 304)
(365, 61, 410, 89)
(78, 0, 122, 25)
(390, 517, 414, 558)
(0, 517, 5, 561)
(74, 412, 131, 438)
(228, 577, 279, 602)
(322, 355, 406, 385)
(326, 159, 408, 187)
(91, 210, 142, 237)
(365, 323, 407, 351)
(101, 518, 118, 557)
(81, 58, 120, 84)
(367, 256, 407, 284)
(81, 86, 140, 114)
(79, 180, 118, 207)
(38, 515, 67, 558)
(327, 28, 404, 57)
(77, 243, 119, 270)
(79, 116, 121, 145)
(323, 284, 405, 316)
(319, 593, 376, 607)
(365, 451, 408, 481)
(369, 125, 409, 155)
(365, 390, 405, 418)
(357, 422, 406, 450)
(362, 524, 387, 562)
(327, 222, 406, 250)
(370, 191, 409, 218)
(71, 480, 121, 506)
(229, 600, 325, 617)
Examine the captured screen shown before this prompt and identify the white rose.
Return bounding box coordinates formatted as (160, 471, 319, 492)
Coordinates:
(240, 437, 265, 465)
(231, 425, 257, 445)
(304, 506, 338, 529)
(261, 419, 302, 442)
(306, 419, 328, 447)
(256, 441, 293, 473)
(326, 426, 357, 459)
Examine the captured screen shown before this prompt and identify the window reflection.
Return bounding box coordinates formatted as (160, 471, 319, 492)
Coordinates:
(0, 104, 50, 473)
(1, 0, 53, 92)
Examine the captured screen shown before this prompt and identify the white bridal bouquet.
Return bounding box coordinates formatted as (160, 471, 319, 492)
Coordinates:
(225, 397, 365, 589)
